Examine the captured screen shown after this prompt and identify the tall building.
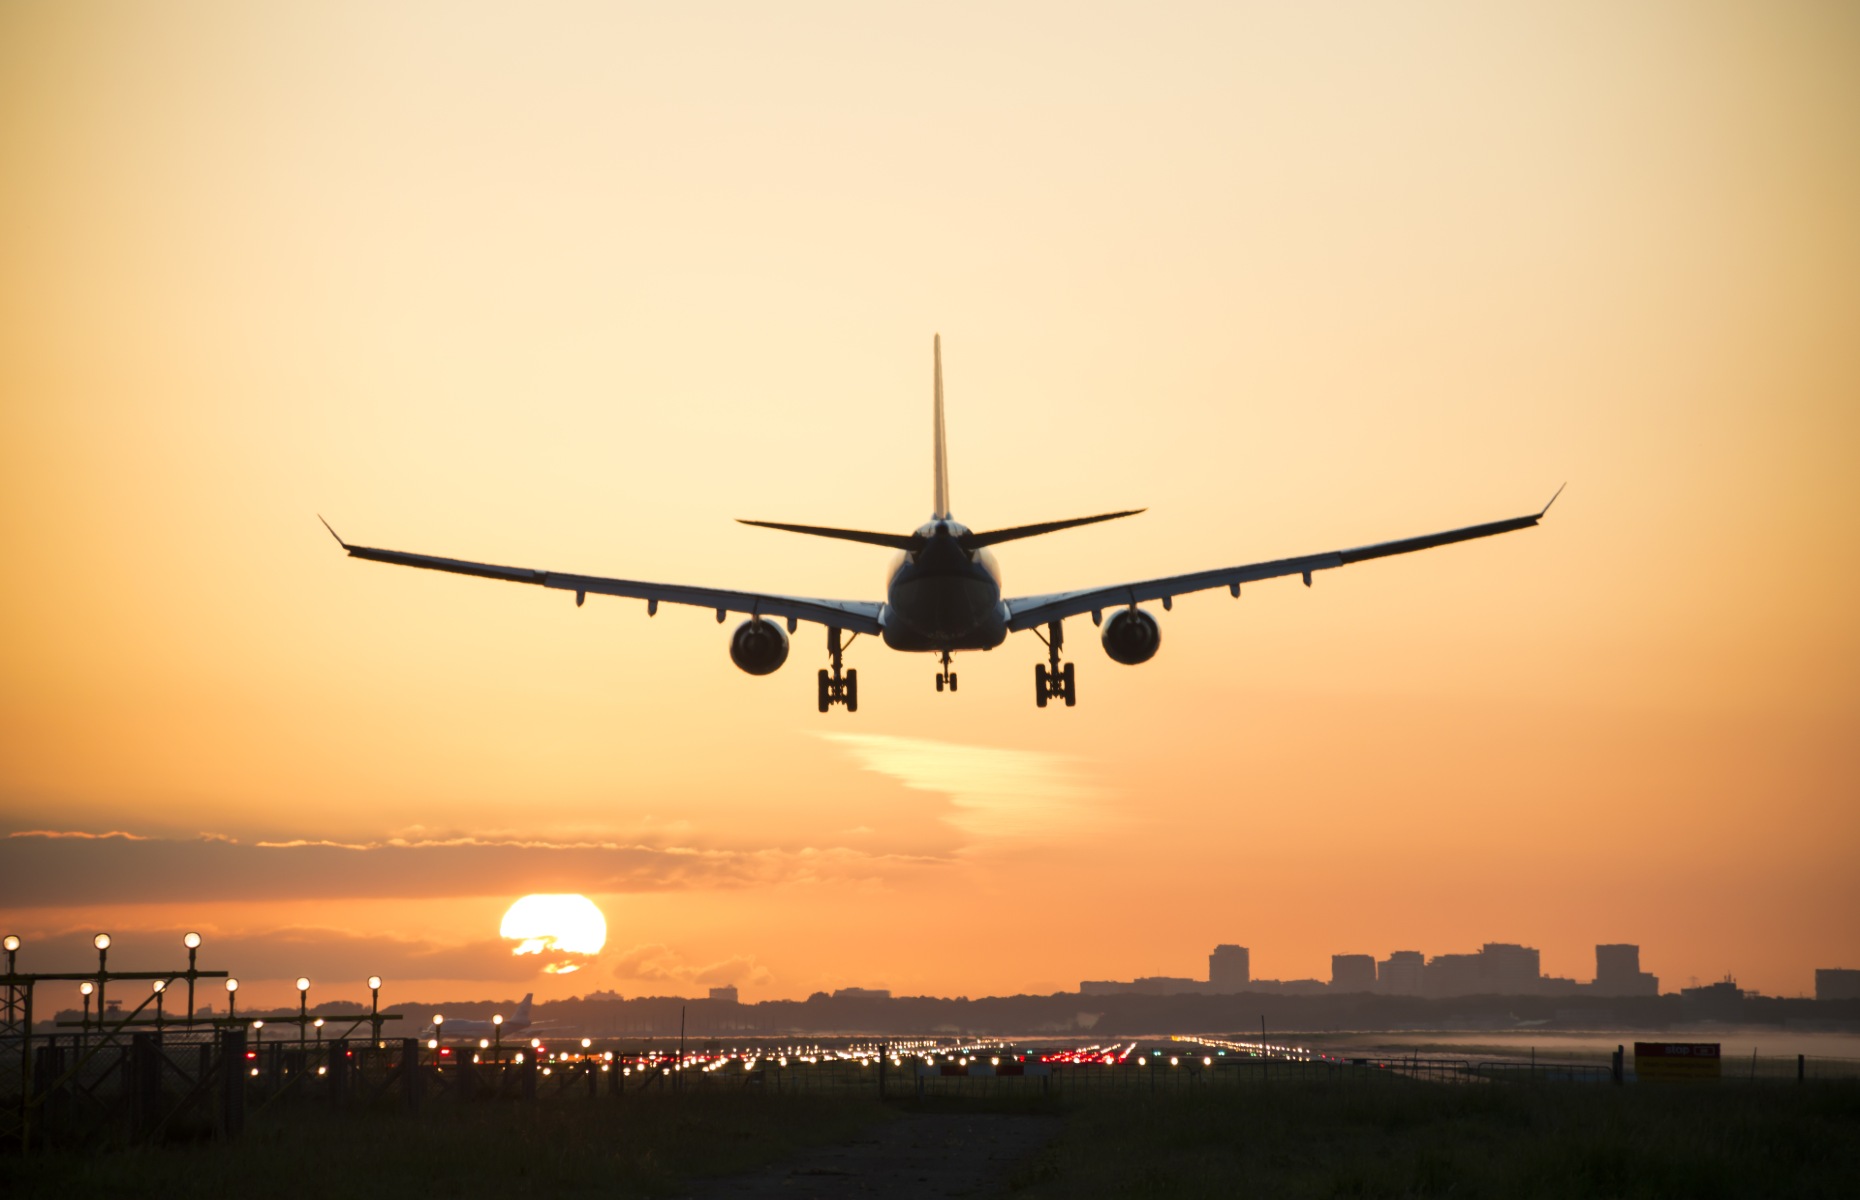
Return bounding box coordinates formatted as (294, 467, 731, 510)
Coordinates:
(1816, 968, 1860, 1001)
(1209, 945, 1250, 992)
(1417, 944, 1546, 996)
(707, 986, 739, 1004)
(1480, 943, 1543, 994)
(1331, 954, 1376, 992)
(1378, 950, 1425, 995)
(1424, 953, 1484, 996)
(1593, 944, 1659, 996)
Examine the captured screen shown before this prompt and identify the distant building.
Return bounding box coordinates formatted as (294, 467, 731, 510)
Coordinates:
(832, 987, 891, 1000)
(1680, 978, 1744, 1021)
(1209, 945, 1250, 992)
(1081, 977, 1209, 997)
(1592, 944, 1659, 997)
(1481, 943, 1543, 994)
(1815, 969, 1860, 1002)
(1331, 954, 1376, 992)
(1424, 953, 1485, 997)
(1244, 978, 1328, 995)
(707, 986, 739, 1004)
(1378, 950, 1425, 996)
(1417, 944, 1546, 997)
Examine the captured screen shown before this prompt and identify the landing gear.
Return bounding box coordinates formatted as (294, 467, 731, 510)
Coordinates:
(1033, 621, 1077, 708)
(935, 650, 958, 694)
(818, 628, 858, 713)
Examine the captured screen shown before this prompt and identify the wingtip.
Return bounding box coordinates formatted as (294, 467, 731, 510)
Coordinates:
(1539, 483, 1566, 518)
(317, 514, 348, 549)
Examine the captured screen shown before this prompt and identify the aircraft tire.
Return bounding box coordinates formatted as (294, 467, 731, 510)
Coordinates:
(1062, 662, 1077, 707)
(846, 669, 859, 713)
(817, 669, 831, 713)
(949, 673, 958, 692)
(1035, 664, 1049, 708)
(936, 674, 944, 692)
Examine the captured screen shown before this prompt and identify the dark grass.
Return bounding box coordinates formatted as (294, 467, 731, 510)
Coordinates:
(0, 1092, 898, 1200)
(9, 1080, 1858, 1198)
(1007, 1080, 1860, 1198)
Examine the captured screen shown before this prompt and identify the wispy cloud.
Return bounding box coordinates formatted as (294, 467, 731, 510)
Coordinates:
(7, 924, 541, 985)
(0, 832, 946, 908)
(610, 943, 773, 989)
(819, 734, 1103, 842)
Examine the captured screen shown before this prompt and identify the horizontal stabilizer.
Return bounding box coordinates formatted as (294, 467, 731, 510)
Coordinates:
(737, 519, 920, 551)
(961, 509, 1145, 550)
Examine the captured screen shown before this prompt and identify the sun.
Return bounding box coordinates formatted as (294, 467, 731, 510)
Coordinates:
(500, 894, 608, 974)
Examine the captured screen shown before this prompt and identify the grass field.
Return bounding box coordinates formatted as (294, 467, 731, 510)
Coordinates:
(1012, 1080, 1860, 1198)
(0, 1093, 898, 1199)
(5, 1080, 1857, 1198)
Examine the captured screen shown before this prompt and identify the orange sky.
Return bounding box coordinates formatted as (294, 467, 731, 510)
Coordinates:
(3, 1, 1856, 1008)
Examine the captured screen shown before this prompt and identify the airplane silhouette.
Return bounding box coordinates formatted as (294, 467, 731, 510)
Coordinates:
(324, 336, 1557, 711)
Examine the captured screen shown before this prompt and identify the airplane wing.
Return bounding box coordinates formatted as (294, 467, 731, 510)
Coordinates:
(1003, 490, 1560, 632)
(322, 521, 885, 635)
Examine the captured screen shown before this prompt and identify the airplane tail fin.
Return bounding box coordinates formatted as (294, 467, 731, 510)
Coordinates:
(933, 334, 950, 519)
(514, 993, 533, 1021)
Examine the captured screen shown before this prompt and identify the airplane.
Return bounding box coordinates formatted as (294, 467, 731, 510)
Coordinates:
(324, 336, 1558, 711)
(427, 993, 535, 1039)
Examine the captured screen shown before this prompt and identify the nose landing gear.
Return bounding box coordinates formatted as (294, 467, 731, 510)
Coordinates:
(935, 650, 958, 693)
(817, 628, 858, 713)
(1033, 621, 1076, 708)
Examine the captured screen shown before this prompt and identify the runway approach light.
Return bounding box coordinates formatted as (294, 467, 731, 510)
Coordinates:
(79, 981, 94, 996)
(3, 935, 19, 951)
(93, 933, 111, 951)
(367, 975, 382, 990)
(296, 977, 310, 992)
(183, 932, 202, 950)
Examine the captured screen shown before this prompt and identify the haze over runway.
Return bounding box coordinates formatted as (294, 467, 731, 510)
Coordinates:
(2, 1, 1856, 1007)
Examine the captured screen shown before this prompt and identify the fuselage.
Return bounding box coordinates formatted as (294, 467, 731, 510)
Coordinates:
(879, 518, 1008, 652)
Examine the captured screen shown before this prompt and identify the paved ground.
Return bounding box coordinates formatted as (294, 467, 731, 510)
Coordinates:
(682, 1112, 1063, 1198)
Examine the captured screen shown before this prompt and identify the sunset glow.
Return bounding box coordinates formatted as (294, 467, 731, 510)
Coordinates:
(0, 1, 1854, 1009)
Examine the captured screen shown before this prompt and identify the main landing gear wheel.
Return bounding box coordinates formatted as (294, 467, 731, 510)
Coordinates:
(818, 628, 859, 713)
(1034, 621, 1078, 708)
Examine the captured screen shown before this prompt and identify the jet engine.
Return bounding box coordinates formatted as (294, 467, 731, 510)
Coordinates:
(1100, 607, 1161, 665)
(729, 618, 790, 675)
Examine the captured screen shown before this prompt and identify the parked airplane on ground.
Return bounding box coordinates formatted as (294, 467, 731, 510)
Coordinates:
(427, 993, 535, 1039)
(325, 337, 1557, 711)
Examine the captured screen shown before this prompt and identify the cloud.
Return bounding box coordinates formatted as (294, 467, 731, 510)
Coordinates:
(0, 831, 944, 908)
(610, 943, 772, 989)
(6, 924, 540, 988)
(818, 734, 1103, 841)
